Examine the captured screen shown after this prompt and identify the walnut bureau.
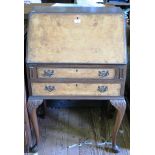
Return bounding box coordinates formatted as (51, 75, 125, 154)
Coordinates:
(26, 6, 127, 153)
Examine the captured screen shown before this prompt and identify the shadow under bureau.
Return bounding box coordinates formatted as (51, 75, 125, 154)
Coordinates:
(26, 6, 127, 153)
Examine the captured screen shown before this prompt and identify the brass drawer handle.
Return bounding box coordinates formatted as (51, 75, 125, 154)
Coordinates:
(43, 70, 54, 77)
(98, 70, 109, 78)
(98, 86, 108, 93)
(45, 85, 55, 92)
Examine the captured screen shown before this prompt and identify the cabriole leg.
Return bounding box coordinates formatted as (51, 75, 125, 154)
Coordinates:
(110, 99, 126, 153)
(27, 98, 43, 152)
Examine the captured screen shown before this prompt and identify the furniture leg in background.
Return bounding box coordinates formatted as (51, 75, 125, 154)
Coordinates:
(24, 101, 32, 152)
(24, 84, 33, 152)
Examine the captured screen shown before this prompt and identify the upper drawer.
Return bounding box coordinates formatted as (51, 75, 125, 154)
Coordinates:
(37, 67, 115, 79)
(27, 11, 127, 64)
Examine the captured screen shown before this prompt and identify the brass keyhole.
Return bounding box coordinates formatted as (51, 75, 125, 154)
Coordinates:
(74, 16, 81, 24)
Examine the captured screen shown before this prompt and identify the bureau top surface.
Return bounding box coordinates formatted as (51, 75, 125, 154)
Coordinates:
(27, 7, 127, 64)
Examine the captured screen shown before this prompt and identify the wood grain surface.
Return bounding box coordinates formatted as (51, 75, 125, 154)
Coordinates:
(27, 13, 126, 64)
(31, 83, 121, 96)
(37, 106, 130, 155)
(24, 3, 54, 19)
(37, 68, 115, 79)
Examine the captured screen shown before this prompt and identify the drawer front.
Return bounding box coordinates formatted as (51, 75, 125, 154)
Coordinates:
(31, 83, 121, 96)
(37, 68, 115, 79)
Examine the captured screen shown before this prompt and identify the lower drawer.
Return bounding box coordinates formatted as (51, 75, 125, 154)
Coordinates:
(31, 83, 121, 96)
